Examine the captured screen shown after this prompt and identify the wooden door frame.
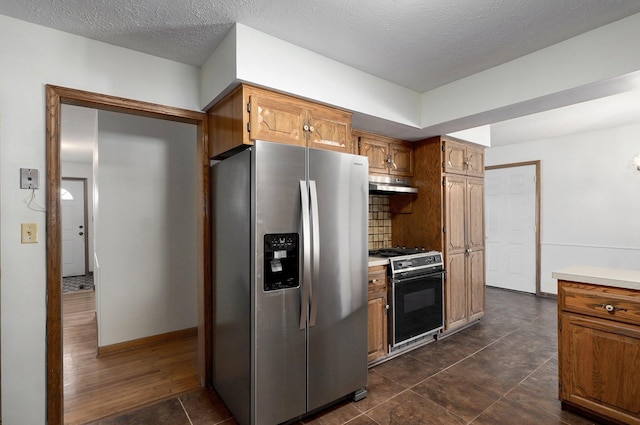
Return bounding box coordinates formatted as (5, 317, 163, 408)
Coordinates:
(61, 177, 89, 277)
(485, 161, 542, 295)
(46, 85, 211, 425)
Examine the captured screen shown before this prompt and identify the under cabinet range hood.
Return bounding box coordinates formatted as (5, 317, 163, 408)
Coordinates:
(368, 175, 418, 194)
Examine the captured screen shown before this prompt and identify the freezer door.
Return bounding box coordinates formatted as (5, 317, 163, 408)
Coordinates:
(254, 141, 308, 424)
(307, 148, 369, 411)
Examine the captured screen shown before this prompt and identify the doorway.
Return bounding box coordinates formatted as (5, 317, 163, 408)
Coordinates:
(61, 178, 88, 278)
(485, 161, 541, 294)
(46, 85, 211, 425)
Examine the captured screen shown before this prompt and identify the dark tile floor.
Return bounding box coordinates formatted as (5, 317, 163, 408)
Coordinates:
(87, 287, 604, 425)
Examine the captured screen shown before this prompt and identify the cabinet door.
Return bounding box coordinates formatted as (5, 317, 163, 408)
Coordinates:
(468, 249, 485, 321)
(445, 252, 468, 330)
(307, 107, 352, 153)
(466, 145, 485, 177)
(560, 313, 640, 424)
(367, 290, 388, 363)
(360, 137, 390, 174)
(467, 177, 484, 251)
(389, 142, 414, 177)
(444, 175, 467, 254)
(248, 93, 306, 147)
(368, 266, 388, 363)
(443, 140, 467, 175)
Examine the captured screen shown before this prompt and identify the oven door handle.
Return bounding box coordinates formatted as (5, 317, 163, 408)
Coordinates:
(393, 271, 445, 283)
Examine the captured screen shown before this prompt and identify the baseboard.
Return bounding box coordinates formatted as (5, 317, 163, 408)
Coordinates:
(97, 327, 197, 357)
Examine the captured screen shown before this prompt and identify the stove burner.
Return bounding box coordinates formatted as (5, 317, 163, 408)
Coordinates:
(369, 247, 427, 258)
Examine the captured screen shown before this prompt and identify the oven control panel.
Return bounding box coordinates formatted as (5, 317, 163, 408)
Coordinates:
(390, 252, 443, 272)
(389, 252, 444, 280)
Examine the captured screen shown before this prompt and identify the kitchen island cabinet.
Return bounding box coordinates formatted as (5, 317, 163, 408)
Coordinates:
(208, 84, 352, 159)
(392, 135, 485, 333)
(368, 265, 388, 363)
(554, 266, 640, 425)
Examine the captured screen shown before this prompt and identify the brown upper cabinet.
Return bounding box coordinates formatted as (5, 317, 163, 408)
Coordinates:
(207, 84, 353, 159)
(442, 138, 484, 177)
(354, 130, 414, 177)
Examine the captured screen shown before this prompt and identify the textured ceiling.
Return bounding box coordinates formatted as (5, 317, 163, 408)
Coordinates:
(2, 0, 640, 92)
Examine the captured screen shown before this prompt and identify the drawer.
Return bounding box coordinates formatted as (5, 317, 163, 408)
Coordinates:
(368, 266, 387, 293)
(559, 281, 640, 326)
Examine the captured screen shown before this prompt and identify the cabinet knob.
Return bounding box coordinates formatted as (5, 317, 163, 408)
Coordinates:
(369, 279, 378, 284)
(385, 304, 390, 311)
(309, 125, 315, 132)
(595, 303, 628, 313)
(303, 124, 310, 131)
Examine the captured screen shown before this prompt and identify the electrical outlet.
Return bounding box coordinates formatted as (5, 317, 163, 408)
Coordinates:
(21, 223, 39, 244)
(20, 168, 39, 189)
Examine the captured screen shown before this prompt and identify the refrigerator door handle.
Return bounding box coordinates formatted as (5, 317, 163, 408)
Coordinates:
(309, 180, 320, 327)
(299, 180, 311, 330)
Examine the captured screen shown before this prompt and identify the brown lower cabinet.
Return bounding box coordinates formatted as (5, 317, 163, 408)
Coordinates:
(558, 280, 640, 424)
(368, 265, 388, 363)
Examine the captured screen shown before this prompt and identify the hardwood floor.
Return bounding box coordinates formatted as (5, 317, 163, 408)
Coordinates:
(63, 290, 199, 425)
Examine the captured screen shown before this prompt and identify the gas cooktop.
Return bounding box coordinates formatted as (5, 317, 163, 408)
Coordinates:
(368, 247, 428, 258)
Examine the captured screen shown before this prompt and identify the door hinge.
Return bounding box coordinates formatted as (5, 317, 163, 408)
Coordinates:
(247, 122, 251, 132)
(443, 226, 446, 234)
(442, 178, 446, 187)
(559, 381, 562, 392)
(559, 320, 562, 332)
(247, 102, 251, 113)
(442, 144, 445, 152)
(358, 139, 361, 149)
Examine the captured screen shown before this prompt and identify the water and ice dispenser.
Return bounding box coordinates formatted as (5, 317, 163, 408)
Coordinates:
(263, 233, 299, 291)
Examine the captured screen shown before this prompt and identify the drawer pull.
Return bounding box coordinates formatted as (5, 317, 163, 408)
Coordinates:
(595, 303, 628, 313)
(369, 279, 378, 284)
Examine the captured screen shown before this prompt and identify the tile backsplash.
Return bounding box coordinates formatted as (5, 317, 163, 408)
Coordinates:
(368, 195, 392, 250)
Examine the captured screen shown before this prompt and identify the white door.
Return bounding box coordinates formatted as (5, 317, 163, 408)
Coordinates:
(62, 178, 87, 277)
(485, 165, 537, 293)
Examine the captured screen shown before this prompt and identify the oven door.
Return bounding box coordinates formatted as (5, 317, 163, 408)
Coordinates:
(390, 271, 444, 348)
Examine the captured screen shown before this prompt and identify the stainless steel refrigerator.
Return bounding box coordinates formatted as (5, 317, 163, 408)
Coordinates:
(212, 140, 369, 425)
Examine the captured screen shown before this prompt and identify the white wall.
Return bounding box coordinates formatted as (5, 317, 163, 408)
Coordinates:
(201, 23, 423, 129)
(95, 111, 197, 346)
(486, 123, 640, 294)
(0, 15, 200, 424)
(61, 161, 95, 272)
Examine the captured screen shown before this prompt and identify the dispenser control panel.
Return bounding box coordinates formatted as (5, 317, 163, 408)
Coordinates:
(264, 233, 299, 291)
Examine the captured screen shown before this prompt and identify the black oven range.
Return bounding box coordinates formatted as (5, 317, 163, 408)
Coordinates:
(370, 248, 445, 351)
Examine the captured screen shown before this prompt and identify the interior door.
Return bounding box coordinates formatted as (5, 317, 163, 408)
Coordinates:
(307, 147, 368, 411)
(485, 165, 536, 293)
(62, 178, 87, 277)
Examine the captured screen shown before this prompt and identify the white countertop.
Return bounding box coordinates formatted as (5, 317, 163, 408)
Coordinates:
(368, 256, 389, 267)
(552, 265, 640, 291)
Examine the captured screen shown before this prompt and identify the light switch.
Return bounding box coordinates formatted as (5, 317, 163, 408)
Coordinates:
(21, 223, 38, 244)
